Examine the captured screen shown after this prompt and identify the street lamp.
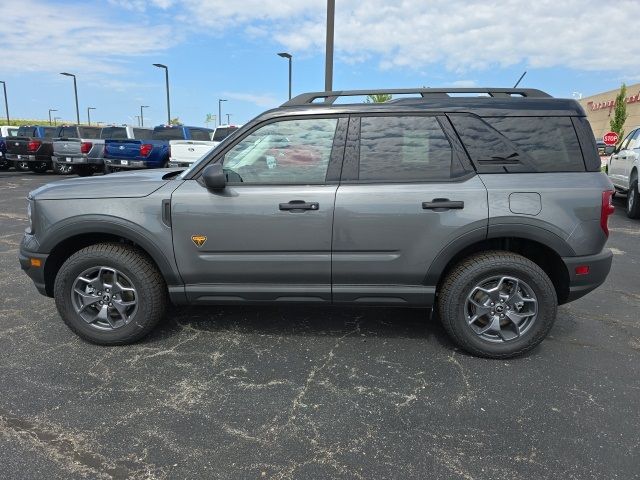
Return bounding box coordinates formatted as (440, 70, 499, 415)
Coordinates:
(87, 107, 96, 126)
(153, 64, 171, 124)
(226, 113, 232, 124)
(60, 72, 80, 124)
(218, 99, 227, 126)
(325, 0, 335, 91)
(0, 81, 9, 124)
(48, 109, 57, 126)
(140, 105, 149, 127)
(53, 116, 61, 126)
(277, 52, 293, 99)
(135, 115, 141, 127)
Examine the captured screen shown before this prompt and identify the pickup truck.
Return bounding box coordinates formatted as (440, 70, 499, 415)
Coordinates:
(0, 125, 18, 170)
(51, 125, 103, 175)
(52, 125, 152, 177)
(168, 125, 239, 168)
(5, 125, 59, 173)
(104, 125, 213, 173)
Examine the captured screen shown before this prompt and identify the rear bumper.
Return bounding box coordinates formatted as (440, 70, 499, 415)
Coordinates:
(168, 159, 193, 168)
(104, 158, 155, 169)
(19, 233, 49, 297)
(562, 249, 613, 303)
(6, 154, 36, 162)
(53, 155, 103, 165)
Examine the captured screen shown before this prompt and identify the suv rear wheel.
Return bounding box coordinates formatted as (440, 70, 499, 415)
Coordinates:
(54, 243, 167, 345)
(438, 251, 557, 358)
(626, 180, 640, 219)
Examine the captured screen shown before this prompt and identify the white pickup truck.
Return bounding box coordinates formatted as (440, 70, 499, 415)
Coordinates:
(168, 124, 241, 168)
(606, 126, 640, 218)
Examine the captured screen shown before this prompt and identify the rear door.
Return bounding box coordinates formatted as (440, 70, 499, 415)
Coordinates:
(171, 116, 347, 304)
(332, 115, 488, 305)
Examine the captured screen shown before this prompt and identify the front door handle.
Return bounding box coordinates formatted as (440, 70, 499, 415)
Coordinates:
(422, 198, 465, 210)
(279, 200, 319, 211)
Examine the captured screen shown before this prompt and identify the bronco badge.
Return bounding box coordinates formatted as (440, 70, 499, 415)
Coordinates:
(191, 235, 207, 247)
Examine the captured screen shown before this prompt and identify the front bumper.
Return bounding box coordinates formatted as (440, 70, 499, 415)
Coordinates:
(562, 249, 613, 303)
(19, 232, 49, 297)
(53, 155, 103, 166)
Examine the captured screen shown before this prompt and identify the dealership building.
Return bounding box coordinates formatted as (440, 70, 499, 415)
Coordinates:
(578, 82, 640, 141)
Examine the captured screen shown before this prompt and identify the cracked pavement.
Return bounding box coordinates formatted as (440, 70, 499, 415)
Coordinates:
(1, 171, 639, 479)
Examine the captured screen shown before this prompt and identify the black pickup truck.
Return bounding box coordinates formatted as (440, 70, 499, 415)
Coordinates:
(5, 125, 59, 173)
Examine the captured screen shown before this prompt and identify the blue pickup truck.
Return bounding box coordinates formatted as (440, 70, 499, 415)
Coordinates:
(103, 124, 213, 173)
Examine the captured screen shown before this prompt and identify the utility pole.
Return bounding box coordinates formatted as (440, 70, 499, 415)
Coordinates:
(325, 0, 335, 92)
(277, 52, 293, 99)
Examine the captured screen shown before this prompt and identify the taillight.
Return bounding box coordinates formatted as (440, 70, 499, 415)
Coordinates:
(140, 144, 153, 157)
(600, 190, 615, 237)
(27, 140, 41, 152)
(80, 142, 92, 154)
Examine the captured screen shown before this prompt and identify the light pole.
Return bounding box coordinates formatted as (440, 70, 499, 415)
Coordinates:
(218, 99, 227, 126)
(325, 0, 335, 92)
(0, 81, 9, 124)
(54, 116, 61, 126)
(226, 113, 232, 124)
(60, 72, 80, 124)
(135, 115, 141, 127)
(87, 107, 96, 126)
(48, 109, 57, 126)
(153, 64, 171, 124)
(140, 105, 149, 127)
(277, 52, 293, 99)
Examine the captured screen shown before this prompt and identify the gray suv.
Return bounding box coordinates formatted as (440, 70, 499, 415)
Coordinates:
(19, 88, 615, 358)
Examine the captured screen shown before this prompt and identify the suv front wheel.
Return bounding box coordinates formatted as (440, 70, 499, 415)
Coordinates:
(54, 243, 167, 345)
(438, 251, 557, 358)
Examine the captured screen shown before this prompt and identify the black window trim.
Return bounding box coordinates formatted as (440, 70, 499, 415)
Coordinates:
(191, 113, 349, 186)
(340, 112, 476, 185)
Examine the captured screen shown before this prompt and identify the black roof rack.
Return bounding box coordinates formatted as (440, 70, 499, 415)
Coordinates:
(282, 88, 552, 106)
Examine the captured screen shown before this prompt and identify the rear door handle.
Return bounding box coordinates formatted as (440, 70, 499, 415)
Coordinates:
(279, 200, 319, 211)
(422, 199, 465, 210)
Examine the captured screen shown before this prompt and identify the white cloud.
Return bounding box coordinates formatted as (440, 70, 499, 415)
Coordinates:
(222, 92, 280, 108)
(1, 0, 173, 76)
(165, 0, 640, 73)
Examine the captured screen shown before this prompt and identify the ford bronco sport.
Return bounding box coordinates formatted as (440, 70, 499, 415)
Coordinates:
(19, 88, 614, 358)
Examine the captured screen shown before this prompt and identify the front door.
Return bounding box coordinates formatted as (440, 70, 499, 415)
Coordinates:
(332, 115, 488, 305)
(171, 116, 345, 304)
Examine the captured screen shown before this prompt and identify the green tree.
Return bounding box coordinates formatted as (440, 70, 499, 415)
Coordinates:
(205, 113, 216, 126)
(365, 94, 392, 103)
(169, 117, 181, 125)
(609, 83, 628, 143)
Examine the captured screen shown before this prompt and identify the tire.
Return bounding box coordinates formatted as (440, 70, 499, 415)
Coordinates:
(437, 251, 557, 359)
(626, 180, 640, 219)
(28, 162, 49, 174)
(53, 162, 75, 175)
(54, 243, 167, 345)
(15, 161, 30, 171)
(76, 165, 95, 177)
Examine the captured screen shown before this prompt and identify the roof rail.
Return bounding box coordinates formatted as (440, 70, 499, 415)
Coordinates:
(282, 88, 552, 106)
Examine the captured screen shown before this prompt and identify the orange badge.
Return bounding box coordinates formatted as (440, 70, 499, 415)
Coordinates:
(191, 235, 207, 247)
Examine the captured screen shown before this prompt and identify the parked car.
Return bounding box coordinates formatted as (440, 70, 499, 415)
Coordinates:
(19, 87, 614, 358)
(606, 126, 640, 218)
(52, 125, 152, 177)
(212, 124, 241, 145)
(104, 125, 213, 173)
(0, 125, 19, 170)
(51, 125, 103, 175)
(5, 125, 58, 172)
(167, 127, 219, 168)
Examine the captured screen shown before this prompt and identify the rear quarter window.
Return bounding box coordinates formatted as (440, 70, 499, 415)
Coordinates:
(483, 117, 584, 172)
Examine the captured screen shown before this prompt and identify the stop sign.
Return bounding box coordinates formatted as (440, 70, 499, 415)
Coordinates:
(603, 131, 619, 146)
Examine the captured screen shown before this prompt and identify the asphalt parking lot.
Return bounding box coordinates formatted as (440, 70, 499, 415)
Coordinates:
(1, 171, 639, 480)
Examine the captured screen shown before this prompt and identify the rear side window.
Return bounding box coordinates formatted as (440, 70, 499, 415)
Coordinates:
(59, 126, 78, 138)
(190, 129, 212, 141)
(357, 116, 455, 182)
(152, 127, 185, 140)
(133, 128, 152, 139)
(483, 117, 583, 172)
(100, 127, 127, 139)
(79, 127, 101, 139)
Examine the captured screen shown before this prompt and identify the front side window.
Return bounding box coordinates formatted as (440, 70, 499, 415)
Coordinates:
(358, 116, 454, 182)
(222, 118, 338, 184)
(627, 129, 640, 150)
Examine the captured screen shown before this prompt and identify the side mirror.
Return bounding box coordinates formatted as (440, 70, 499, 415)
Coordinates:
(604, 146, 615, 155)
(202, 163, 226, 190)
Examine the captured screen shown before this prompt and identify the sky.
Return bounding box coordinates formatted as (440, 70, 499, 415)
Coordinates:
(1, 0, 638, 127)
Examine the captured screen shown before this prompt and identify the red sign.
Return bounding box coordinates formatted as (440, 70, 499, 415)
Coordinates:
(603, 131, 619, 146)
